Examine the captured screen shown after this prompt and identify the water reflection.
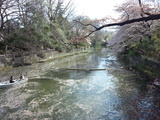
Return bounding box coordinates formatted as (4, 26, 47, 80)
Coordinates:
(0, 48, 160, 120)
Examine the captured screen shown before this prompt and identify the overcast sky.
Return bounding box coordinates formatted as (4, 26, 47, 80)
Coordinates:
(74, 0, 125, 19)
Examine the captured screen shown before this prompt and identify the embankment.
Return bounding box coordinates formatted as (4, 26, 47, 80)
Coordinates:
(0, 48, 90, 69)
(118, 55, 160, 81)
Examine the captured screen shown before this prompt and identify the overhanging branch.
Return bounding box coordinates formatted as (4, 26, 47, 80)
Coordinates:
(73, 20, 98, 29)
(84, 14, 160, 38)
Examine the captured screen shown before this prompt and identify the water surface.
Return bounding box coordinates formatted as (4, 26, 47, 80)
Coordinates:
(0, 49, 159, 120)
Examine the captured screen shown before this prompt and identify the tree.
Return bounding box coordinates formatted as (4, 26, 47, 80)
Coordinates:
(44, 0, 74, 25)
(70, 16, 88, 47)
(0, 0, 75, 53)
(107, 0, 158, 53)
(0, 0, 20, 33)
(42, 0, 75, 51)
(75, 0, 160, 38)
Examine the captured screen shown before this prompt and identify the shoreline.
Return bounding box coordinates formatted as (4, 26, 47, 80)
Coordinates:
(0, 48, 91, 70)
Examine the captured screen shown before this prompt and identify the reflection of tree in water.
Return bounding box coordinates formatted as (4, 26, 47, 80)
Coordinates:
(106, 58, 160, 119)
(43, 53, 102, 80)
(114, 74, 160, 119)
(126, 88, 160, 119)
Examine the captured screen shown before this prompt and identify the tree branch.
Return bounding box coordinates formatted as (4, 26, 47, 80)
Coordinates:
(73, 20, 98, 29)
(84, 14, 160, 38)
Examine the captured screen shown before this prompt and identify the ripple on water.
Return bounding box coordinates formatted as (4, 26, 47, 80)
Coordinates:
(0, 49, 160, 119)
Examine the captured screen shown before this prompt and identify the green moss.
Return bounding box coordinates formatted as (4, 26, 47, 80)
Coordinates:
(131, 44, 137, 47)
(0, 66, 12, 72)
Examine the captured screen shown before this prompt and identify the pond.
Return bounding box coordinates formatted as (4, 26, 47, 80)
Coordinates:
(0, 48, 159, 120)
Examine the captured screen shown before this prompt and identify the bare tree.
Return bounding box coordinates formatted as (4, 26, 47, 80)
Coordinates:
(0, 0, 20, 33)
(44, 0, 74, 25)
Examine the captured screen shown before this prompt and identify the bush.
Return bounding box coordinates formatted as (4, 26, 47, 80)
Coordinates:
(54, 44, 64, 52)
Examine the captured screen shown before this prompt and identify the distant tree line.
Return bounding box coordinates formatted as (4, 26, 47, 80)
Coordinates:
(3, 0, 158, 56)
(0, 0, 108, 55)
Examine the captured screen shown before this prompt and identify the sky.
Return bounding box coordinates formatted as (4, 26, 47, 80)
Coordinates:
(74, 0, 125, 19)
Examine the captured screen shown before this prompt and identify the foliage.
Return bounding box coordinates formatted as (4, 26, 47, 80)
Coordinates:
(0, 0, 75, 55)
(71, 16, 110, 48)
(108, 0, 160, 61)
(125, 21, 160, 61)
(54, 44, 63, 52)
(109, 1, 160, 80)
(1, 0, 160, 55)
(129, 37, 154, 56)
